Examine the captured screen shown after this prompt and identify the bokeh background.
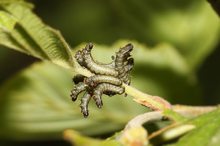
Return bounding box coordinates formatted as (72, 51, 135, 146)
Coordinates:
(0, 0, 219, 145)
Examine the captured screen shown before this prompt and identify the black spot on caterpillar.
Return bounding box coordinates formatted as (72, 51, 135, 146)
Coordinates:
(81, 43, 118, 76)
(84, 75, 122, 87)
(80, 92, 92, 117)
(92, 83, 125, 108)
(70, 82, 88, 101)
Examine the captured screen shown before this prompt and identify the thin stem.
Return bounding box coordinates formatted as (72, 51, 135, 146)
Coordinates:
(124, 84, 172, 111)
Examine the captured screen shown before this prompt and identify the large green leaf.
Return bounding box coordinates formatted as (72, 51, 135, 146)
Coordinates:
(0, 0, 204, 141)
(0, 1, 74, 68)
(0, 61, 146, 140)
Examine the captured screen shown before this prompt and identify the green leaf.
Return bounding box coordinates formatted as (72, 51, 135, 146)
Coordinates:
(0, 0, 24, 4)
(0, 62, 146, 140)
(0, 1, 74, 68)
(167, 108, 220, 146)
(0, 11, 16, 31)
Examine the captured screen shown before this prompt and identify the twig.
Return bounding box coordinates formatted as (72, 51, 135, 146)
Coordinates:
(124, 84, 172, 111)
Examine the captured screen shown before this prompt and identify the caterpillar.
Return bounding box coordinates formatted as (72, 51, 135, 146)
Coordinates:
(75, 43, 133, 79)
(75, 43, 115, 69)
(84, 75, 122, 87)
(92, 83, 125, 108)
(115, 44, 133, 73)
(75, 50, 86, 67)
(81, 43, 118, 76)
(80, 92, 92, 117)
(117, 58, 134, 78)
(115, 44, 134, 84)
(70, 82, 88, 101)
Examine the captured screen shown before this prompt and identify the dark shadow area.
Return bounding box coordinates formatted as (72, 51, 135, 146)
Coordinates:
(30, 0, 201, 48)
(0, 47, 37, 85)
(0, 140, 71, 146)
(198, 42, 220, 104)
(133, 63, 202, 105)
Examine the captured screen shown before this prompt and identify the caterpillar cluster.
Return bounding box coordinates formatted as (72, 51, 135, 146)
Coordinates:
(71, 43, 134, 117)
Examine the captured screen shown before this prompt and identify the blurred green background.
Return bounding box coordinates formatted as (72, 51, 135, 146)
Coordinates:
(0, 0, 219, 145)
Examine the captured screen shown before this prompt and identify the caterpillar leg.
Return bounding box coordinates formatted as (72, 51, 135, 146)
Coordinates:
(70, 82, 88, 101)
(80, 92, 92, 117)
